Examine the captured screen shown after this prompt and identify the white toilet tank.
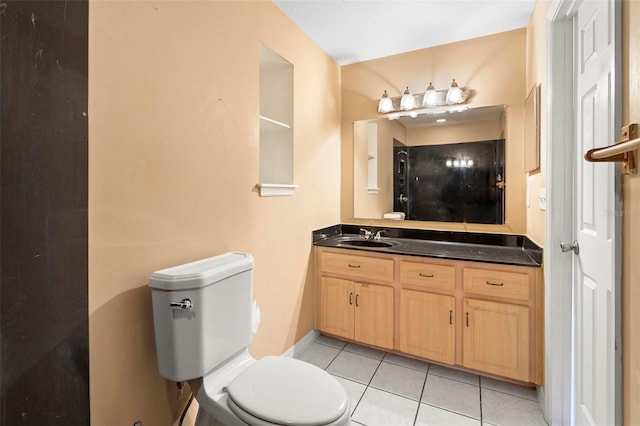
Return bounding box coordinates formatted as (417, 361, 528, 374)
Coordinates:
(149, 253, 255, 382)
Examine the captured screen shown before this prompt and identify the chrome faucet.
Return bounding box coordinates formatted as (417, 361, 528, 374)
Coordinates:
(360, 228, 374, 240)
(374, 229, 389, 240)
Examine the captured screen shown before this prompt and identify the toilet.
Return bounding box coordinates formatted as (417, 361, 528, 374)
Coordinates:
(148, 252, 351, 426)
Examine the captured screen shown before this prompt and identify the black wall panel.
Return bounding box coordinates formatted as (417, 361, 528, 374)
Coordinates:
(0, 1, 89, 424)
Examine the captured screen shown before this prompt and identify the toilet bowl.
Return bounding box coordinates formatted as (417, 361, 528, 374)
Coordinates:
(149, 253, 350, 426)
(192, 351, 350, 426)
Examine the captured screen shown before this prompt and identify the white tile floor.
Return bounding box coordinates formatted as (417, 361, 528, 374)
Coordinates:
(295, 335, 548, 426)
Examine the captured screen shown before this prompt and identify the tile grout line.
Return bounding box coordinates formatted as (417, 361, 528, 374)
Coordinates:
(479, 376, 484, 425)
(322, 344, 344, 371)
(419, 401, 484, 423)
(352, 352, 386, 426)
(326, 345, 384, 423)
(315, 339, 542, 425)
(412, 362, 431, 426)
(480, 385, 539, 402)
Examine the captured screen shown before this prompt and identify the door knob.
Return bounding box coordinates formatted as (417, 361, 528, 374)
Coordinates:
(560, 240, 579, 255)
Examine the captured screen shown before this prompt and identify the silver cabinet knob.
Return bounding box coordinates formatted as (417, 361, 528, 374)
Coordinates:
(560, 240, 579, 255)
(170, 298, 193, 309)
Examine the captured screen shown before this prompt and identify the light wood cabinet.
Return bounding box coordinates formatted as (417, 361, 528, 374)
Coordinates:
(355, 283, 394, 349)
(319, 276, 394, 349)
(462, 298, 530, 382)
(400, 289, 455, 364)
(399, 261, 455, 291)
(463, 267, 529, 301)
(319, 277, 354, 340)
(320, 251, 393, 283)
(317, 246, 543, 384)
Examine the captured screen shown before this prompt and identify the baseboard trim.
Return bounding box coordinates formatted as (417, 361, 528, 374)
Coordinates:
(281, 329, 320, 358)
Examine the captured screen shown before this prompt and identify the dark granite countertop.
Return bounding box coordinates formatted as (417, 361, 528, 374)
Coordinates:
(313, 224, 542, 268)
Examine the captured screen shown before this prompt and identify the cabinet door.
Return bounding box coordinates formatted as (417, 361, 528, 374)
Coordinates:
(399, 289, 455, 365)
(354, 283, 394, 350)
(463, 298, 530, 381)
(319, 277, 354, 340)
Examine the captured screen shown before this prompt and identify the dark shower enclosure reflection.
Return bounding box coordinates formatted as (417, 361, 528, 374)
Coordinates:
(393, 140, 505, 224)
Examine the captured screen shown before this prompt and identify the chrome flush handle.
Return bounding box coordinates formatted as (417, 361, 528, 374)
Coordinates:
(170, 298, 193, 309)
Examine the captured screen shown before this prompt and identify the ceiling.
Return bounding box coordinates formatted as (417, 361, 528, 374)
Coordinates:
(273, 0, 536, 65)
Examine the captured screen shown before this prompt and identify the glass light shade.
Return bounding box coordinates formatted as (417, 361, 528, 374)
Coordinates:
(378, 90, 394, 113)
(446, 79, 467, 105)
(400, 87, 417, 111)
(422, 82, 438, 107)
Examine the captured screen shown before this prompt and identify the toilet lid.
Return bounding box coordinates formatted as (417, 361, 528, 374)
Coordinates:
(227, 356, 348, 425)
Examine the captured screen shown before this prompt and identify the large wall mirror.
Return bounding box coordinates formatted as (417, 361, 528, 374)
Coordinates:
(353, 105, 507, 224)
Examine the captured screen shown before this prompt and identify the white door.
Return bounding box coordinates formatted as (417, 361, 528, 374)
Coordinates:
(572, 1, 620, 425)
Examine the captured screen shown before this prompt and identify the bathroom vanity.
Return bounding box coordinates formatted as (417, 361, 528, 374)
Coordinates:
(313, 225, 543, 385)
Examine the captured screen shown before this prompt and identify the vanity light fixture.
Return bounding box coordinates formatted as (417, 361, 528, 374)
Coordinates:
(446, 79, 467, 105)
(436, 118, 447, 123)
(377, 79, 469, 115)
(378, 90, 394, 113)
(400, 87, 417, 111)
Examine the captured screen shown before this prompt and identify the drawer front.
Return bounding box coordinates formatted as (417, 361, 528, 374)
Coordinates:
(320, 251, 393, 283)
(463, 267, 529, 301)
(399, 261, 455, 291)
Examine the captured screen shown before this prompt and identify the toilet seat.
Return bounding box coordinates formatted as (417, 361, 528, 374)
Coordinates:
(226, 356, 349, 425)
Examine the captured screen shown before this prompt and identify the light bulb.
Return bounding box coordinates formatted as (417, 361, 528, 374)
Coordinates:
(378, 90, 394, 113)
(446, 79, 467, 105)
(400, 87, 417, 111)
(446, 159, 453, 167)
(422, 82, 438, 107)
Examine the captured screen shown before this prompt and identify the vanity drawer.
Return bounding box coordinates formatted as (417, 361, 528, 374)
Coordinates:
(463, 267, 529, 301)
(320, 251, 393, 283)
(399, 261, 455, 291)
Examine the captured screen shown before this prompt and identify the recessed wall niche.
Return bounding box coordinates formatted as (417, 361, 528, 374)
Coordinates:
(257, 44, 296, 196)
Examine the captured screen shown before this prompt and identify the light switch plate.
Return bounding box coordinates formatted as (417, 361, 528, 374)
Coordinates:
(538, 188, 547, 211)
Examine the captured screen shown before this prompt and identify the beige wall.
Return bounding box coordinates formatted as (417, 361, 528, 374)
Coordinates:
(353, 118, 405, 219)
(89, 1, 341, 424)
(622, 1, 640, 423)
(406, 117, 503, 146)
(341, 29, 528, 234)
(376, 119, 405, 215)
(525, 1, 550, 247)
